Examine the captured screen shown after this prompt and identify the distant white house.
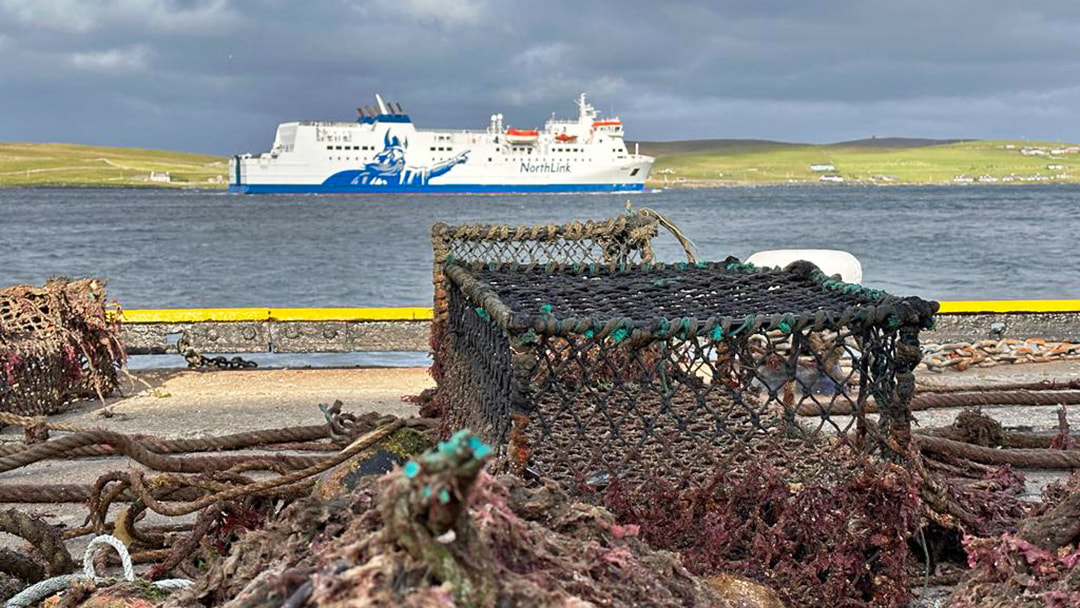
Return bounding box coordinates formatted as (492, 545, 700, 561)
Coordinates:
(1048, 164, 1064, 170)
(819, 174, 844, 183)
(1021, 148, 1047, 156)
(1065, 147, 1080, 154)
(809, 163, 836, 172)
(953, 175, 974, 183)
(977, 175, 998, 183)
(149, 171, 172, 183)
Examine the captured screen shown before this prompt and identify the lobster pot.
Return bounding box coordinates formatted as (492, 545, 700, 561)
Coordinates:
(438, 259, 937, 487)
(0, 279, 123, 415)
(429, 213, 660, 412)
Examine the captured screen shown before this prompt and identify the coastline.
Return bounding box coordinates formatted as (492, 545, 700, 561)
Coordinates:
(648, 178, 1080, 189)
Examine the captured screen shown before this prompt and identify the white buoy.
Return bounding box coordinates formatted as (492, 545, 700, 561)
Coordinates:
(745, 249, 863, 284)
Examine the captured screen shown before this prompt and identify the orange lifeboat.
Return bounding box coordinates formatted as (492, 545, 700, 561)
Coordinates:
(505, 128, 539, 145)
(555, 133, 577, 142)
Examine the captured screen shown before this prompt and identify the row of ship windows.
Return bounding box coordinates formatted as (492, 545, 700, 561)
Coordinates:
(326, 156, 631, 163)
(324, 144, 622, 154)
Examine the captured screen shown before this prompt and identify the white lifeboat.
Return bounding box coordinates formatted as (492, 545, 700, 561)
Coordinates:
(506, 128, 539, 145)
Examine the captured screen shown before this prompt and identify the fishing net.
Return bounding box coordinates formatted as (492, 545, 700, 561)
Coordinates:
(427, 211, 660, 418)
(0, 278, 123, 415)
(438, 257, 937, 488)
(159, 431, 735, 608)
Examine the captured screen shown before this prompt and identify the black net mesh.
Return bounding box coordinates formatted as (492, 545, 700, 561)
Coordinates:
(438, 260, 936, 488)
(428, 213, 661, 419)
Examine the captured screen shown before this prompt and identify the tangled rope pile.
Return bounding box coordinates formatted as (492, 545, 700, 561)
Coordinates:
(0, 403, 436, 605)
(922, 338, 1080, 372)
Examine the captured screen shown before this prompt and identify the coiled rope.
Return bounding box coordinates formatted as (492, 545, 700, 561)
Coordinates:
(5, 535, 191, 608)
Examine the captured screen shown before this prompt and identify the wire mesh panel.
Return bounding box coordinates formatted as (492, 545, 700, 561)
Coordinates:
(0, 279, 124, 415)
(438, 259, 936, 487)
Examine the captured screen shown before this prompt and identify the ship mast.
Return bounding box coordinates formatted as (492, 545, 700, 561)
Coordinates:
(575, 92, 597, 123)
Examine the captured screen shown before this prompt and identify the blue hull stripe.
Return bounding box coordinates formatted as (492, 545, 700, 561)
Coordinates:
(229, 183, 646, 194)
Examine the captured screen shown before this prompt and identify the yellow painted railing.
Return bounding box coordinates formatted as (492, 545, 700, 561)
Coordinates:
(117, 307, 433, 323)
(936, 300, 1080, 314)
(113, 301, 1080, 324)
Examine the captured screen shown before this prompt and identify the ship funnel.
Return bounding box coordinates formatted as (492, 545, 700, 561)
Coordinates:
(375, 94, 389, 115)
(357, 107, 365, 117)
(366, 105, 377, 117)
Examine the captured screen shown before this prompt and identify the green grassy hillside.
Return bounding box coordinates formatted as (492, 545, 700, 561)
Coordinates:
(0, 142, 227, 187)
(638, 139, 1080, 186)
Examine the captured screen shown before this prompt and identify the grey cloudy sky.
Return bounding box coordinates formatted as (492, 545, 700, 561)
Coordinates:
(1, 0, 1078, 154)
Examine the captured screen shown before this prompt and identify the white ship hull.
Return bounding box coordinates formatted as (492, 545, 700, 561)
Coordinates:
(230, 94, 653, 194)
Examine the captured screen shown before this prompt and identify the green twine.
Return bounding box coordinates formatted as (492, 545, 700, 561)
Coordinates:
(611, 327, 628, 343)
(778, 321, 792, 334)
(540, 303, 553, 314)
(711, 325, 724, 341)
(403, 461, 420, 479)
(887, 315, 902, 329)
(474, 307, 490, 322)
(584, 329, 595, 339)
(732, 314, 756, 336)
(518, 329, 539, 346)
(676, 317, 691, 339)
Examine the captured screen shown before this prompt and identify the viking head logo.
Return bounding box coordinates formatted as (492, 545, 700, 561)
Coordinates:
(366, 131, 407, 178)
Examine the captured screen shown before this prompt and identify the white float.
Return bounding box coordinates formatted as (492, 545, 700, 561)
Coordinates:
(745, 249, 863, 284)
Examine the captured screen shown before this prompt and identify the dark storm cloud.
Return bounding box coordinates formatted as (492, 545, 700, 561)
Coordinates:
(1, 0, 1078, 153)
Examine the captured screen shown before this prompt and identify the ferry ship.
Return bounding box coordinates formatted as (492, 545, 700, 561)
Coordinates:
(229, 93, 653, 194)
